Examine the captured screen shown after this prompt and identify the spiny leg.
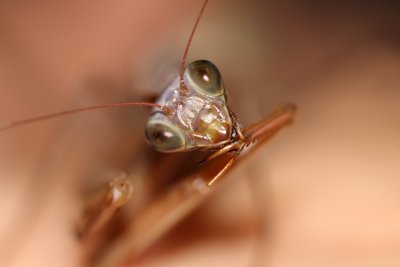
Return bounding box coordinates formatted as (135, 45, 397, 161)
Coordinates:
(243, 103, 297, 143)
(79, 173, 134, 265)
(207, 144, 245, 186)
(198, 141, 242, 165)
(79, 173, 133, 242)
(207, 103, 296, 186)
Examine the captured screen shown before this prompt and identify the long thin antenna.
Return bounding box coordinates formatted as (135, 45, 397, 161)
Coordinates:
(179, 0, 209, 95)
(0, 101, 162, 131)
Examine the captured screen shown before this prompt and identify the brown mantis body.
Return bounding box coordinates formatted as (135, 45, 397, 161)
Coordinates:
(0, 1, 296, 266)
(86, 102, 295, 267)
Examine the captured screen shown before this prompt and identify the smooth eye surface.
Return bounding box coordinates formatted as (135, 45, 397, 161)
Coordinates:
(145, 120, 185, 152)
(184, 60, 224, 96)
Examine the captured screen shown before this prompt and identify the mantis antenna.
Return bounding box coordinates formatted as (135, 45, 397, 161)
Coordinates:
(0, 0, 211, 132)
(0, 101, 162, 131)
(179, 0, 209, 95)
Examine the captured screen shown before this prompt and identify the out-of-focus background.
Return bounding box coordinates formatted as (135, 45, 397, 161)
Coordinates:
(1, 0, 400, 266)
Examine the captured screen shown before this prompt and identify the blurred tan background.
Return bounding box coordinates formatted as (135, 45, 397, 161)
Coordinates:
(0, 0, 400, 266)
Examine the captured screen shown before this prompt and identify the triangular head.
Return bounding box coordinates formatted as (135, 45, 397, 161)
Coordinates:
(145, 60, 235, 152)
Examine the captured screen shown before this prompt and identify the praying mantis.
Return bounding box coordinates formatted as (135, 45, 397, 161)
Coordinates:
(0, 1, 296, 266)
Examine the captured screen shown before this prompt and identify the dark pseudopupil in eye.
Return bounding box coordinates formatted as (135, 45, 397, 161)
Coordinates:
(145, 122, 184, 152)
(189, 60, 222, 96)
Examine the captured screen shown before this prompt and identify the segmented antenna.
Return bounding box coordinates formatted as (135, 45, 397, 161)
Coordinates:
(0, 101, 162, 131)
(179, 0, 209, 95)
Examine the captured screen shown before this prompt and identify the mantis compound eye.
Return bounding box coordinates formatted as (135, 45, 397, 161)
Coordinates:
(184, 60, 225, 97)
(145, 120, 186, 152)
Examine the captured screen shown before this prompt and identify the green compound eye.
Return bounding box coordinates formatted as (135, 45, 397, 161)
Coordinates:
(184, 60, 224, 97)
(145, 120, 186, 152)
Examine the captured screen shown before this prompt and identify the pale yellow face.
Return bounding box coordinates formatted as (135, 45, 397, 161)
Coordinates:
(145, 60, 233, 153)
